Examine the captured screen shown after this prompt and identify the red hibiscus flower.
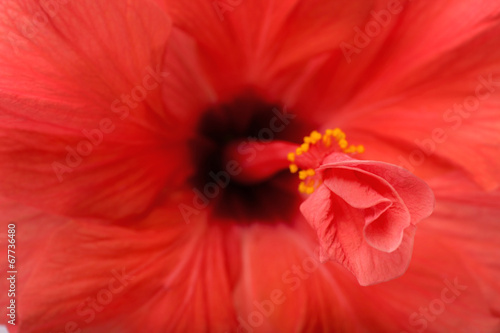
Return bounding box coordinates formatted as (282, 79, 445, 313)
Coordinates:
(1, 0, 500, 332)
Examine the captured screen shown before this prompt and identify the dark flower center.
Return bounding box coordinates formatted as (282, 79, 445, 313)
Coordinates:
(189, 91, 312, 224)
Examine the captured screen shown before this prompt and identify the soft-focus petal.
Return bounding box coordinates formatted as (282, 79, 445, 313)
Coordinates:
(424, 173, 500, 315)
(332, 1, 500, 189)
(7, 199, 242, 332)
(0, 0, 185, 220)
(236, 221, 357, 332)
(156, 0, 396, 119)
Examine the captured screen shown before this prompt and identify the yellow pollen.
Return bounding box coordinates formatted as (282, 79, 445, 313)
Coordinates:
(335, 129, 345, 139)
(300, 143, 310, 152)
(310, 131, 322, 143)
(305, 178, 315, 187)
(344, 145, 356, 153)
(323, 135, 332, 147)
(289, 127, 365, 194)
(338, 139, 348, 149)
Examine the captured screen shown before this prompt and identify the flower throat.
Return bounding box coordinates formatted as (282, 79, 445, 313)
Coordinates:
(189, 92, 312, 224)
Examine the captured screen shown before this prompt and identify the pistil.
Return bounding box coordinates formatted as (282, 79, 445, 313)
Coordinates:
(222, 140, 298, 184)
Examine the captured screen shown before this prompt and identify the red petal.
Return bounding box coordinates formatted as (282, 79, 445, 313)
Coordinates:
(322, 167, 408, 253)
(336, 3, 500, 189)
(334, 159, 436, 225)
(424, 172, 500, 314)
(8, 201, 239, 332)
(300, 154, 434, 285)
(0, 0, 184, 220)
(301, 184, 417, 286)
(157, 0, 393, 117)
(235, 220, 358, 332)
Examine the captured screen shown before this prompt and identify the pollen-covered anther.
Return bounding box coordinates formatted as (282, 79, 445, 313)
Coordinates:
(298, 178, 318, 195)
(300, 143, 310, 153)
(310, 131, 322, 144)
(288, 128, 365, 194)
(299, 168, 315, 180)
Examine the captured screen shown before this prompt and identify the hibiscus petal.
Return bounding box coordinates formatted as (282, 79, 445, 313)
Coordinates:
(321, 167, 408, 253)
(299, 185, 335, 259)
(157, 0, 395, 118)
(300, 184, 416, 286)
(236, 220, 357, 332)
(341, 231, 500, 332)
(344, 172, 500, 331)
(337, 160, 436, 225)
(9, 200, 239, 332)
(337, 5, 500, 190)
(0, 0, 184, 220)
(424, 172, 500, 314)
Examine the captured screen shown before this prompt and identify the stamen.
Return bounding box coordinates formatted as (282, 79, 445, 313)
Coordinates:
(289, 128, 365, 195)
